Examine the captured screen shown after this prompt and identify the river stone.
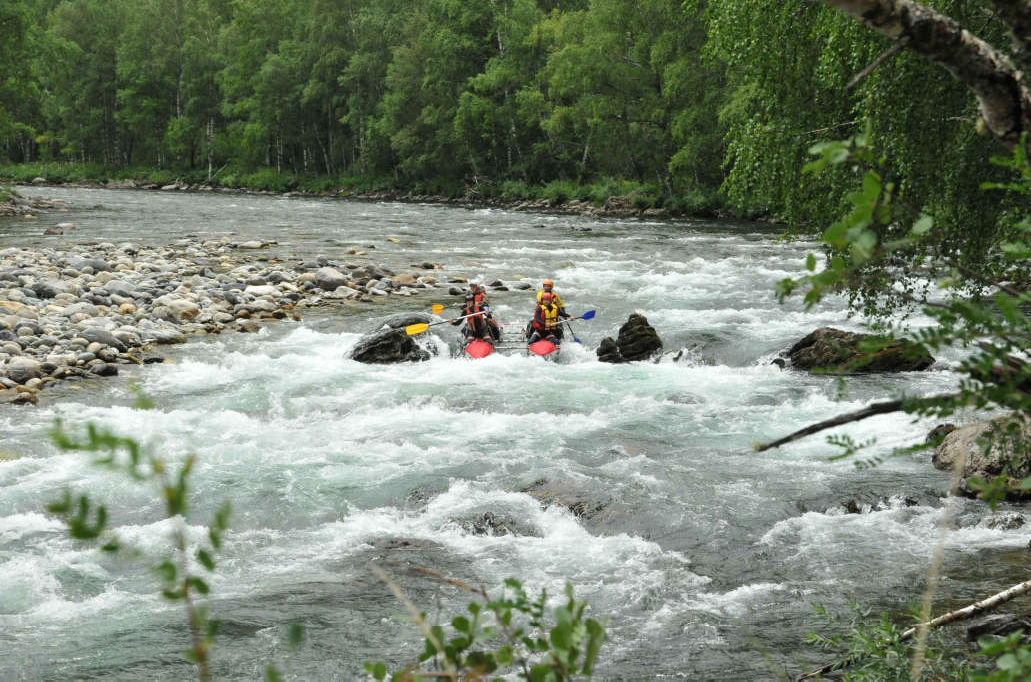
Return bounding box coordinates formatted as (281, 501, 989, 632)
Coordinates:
(315, 267, 350, 291)
(244, 285, 280, 297)
(164, 298, 200, 321)
(597, 313, 663, 363)
(70, 258, 110, 273)
(392, 273, 417, 286)
(31, 282, 57, 299)
(6, 357, 42, 384)
(784, 327, 935, 373)
(0, 300, 37, 318)
(932, 414, 1031, 500)
(350, 328, 429, 363)
(62, 302, 100, 318)
(90, 363, 119, 377)
(150, 328, 188, 344)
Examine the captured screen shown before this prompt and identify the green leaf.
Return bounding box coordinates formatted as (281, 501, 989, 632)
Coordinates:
(156, 561, 177, 584)
(196, 548, 216, 571)
(265, 665, 282, 682)
(550, 622, 572, 651)
(911, 215, 933, 236)
(452, 616, 470, 633)
(583, 619, 606, 674)
(187, 576, 210, 595)
(805, 253, 816, 271)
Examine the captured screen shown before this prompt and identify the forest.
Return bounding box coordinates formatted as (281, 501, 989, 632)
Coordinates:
(0, 0, 1014, 226)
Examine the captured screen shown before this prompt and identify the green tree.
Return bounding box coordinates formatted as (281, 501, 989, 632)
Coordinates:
(39, 0, 126, 164)
(698, 0, 1013, 257)
(0, 0, 37, 163)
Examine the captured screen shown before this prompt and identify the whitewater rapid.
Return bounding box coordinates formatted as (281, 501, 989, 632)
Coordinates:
(1, 187, 1028, 679)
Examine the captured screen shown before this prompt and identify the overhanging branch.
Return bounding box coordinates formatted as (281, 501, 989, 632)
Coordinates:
(820, 0, 1031, 149)
(755, 391, 961, 452)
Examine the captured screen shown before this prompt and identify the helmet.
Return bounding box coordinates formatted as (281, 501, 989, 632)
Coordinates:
(541, 292, 553, 302)
(542, 279, 554, 287)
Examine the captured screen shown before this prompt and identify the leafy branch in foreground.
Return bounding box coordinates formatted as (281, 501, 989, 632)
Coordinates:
(46, 409, 231, 681)
(762, 133, 1031, 678)
(762, 132, 1031, 504)
(366, 567, 606, 681)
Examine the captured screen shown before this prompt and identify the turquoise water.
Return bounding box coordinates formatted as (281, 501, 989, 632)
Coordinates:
(0, 187, 1024, 679)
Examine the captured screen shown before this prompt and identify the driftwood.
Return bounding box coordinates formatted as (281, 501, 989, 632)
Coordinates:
(799, 578, 1031, 679)
(754, 392, 959, 452)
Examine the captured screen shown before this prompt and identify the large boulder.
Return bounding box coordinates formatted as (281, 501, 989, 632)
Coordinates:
(784, 327, 934, 373)
(315, 267, 350, 292)
(596, 313, 663, 363)
(5, 357, 41, 384)
(932, 414, 1031, 500)
(350, 313, 464, 363)
(351, 328, 429, 363)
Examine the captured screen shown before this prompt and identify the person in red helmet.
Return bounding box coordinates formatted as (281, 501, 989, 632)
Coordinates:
(527, 291, 561, 345)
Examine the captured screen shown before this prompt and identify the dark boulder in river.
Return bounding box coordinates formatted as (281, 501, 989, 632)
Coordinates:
(784, 327, 934, 373)
(350, 312, 464, 363)
(597, 313, 663, 363)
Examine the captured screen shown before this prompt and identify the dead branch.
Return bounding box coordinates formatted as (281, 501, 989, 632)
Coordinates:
(755, 392, 959, 452)
(847, 37, 910, 90)
(800, 577, 1031, 679)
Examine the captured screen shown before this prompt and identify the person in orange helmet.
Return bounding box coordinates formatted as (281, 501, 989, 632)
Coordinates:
(535, 279, 570, 319)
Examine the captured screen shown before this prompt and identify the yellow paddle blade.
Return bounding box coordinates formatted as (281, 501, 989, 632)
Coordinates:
(405, 322, 430, 336)
(431, 304, 444, 314)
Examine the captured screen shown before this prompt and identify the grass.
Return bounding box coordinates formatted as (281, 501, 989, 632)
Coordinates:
(0, 161, 729, 216)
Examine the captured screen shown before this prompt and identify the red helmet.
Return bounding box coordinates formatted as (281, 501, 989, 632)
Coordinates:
(541, 292, 553, 302)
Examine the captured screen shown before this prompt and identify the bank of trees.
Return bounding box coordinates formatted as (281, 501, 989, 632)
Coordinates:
(0, 0, 721, 202)
(0, 0, 1023, 225)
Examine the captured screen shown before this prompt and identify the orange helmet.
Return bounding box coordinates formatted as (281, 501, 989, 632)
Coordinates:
(542, 279, 554, 287)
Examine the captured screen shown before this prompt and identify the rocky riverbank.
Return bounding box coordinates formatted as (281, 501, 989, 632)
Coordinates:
(9, 177, 702, 220)
(0, 238, 456, 405)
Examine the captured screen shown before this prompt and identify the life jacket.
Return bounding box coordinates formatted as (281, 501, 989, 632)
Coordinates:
(472, 289, 488, 306)
(536, 289, 564, 309)
(533, 303, 559, 331)
(464, 302, 486, 332)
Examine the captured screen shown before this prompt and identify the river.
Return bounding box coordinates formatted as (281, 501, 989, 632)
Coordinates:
(1, 186, 1027, 680)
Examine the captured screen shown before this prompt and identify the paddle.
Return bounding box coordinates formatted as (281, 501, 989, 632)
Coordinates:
(568, 310, 596, 321)
(431, 304, 444, 314)
(405, 310, 483, 336)
(565, 321, 582, 344)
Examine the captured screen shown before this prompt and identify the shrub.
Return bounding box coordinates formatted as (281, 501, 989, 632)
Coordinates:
(542, 180, 576, 205)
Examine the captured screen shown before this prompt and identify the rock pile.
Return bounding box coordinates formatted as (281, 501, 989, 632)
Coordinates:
(0, 239, 442, 404)
(596, 313, 663, 363)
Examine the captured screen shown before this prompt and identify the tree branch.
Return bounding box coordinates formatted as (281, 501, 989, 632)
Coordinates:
(820, 0, 1031, 149)
(755, 392, 960, 452)
(990, 1, 1031, 63)
(847, 37, 909, 90)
